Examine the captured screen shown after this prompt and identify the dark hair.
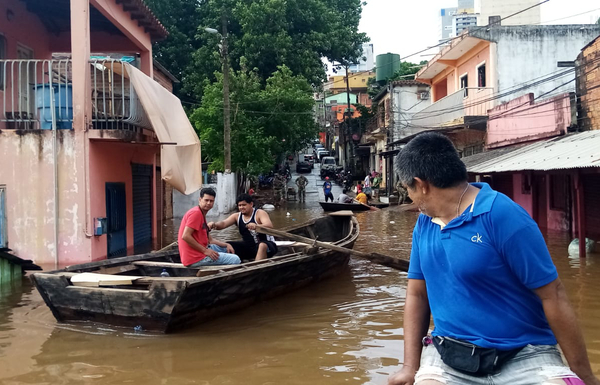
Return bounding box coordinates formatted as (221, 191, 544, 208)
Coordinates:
(342, 188, 348, 194)
(236, 193, 253, 204)
(397, 132, 467, 189)
(200, 187, 216, 198)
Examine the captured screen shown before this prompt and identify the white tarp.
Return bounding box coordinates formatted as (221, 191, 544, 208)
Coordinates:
(126, 63, 202, 195)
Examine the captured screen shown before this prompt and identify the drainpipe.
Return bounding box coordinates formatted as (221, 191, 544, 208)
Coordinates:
(51, 87, 59, 269)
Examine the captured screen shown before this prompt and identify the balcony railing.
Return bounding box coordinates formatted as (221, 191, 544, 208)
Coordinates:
(0, 59, 152, 132)
(410, 87, 494, 128)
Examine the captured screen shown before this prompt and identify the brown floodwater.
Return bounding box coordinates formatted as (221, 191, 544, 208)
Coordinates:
(1, 190, 600, 384)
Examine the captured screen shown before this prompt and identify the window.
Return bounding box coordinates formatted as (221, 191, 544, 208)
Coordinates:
(477, 63, 486, 88)
(460, 74, 468, 97)
(0, 35, 6, 90)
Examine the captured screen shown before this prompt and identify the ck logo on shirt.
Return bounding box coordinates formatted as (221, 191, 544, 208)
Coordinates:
(471, 233, 483, 243)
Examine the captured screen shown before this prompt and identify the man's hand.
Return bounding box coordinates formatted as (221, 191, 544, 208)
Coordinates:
(225, 243, 235, 254)
(207, 222, 216, 230)
(247, 223, 257, 231)
(205, 248, 220, 261)
(388, 366, 416, 385)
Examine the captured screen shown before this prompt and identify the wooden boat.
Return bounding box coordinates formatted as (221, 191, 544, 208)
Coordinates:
(30, 213, 359, 333)
(319, 201, 389, 212)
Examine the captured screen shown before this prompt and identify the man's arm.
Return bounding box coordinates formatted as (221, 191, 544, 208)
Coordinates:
(248, 209, 273, 230)
(535, 278, 600, 385)
(388, 279, 431, 385)
(208, 235, 235, 254)
(208, 213, 237, 231)
(181, 226, 219, 260)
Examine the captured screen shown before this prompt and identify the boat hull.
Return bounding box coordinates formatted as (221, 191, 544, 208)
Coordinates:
(31, 215, 358, 333)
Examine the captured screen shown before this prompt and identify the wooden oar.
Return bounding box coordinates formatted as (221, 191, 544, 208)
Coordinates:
(353, 198, 380, 211)
(255, 225, 409, 271)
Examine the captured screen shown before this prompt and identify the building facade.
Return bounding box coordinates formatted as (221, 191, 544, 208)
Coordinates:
(349, 43, 375, 73)
(409, 24, 600, 155)
(474, 0, 540, 26)
(0, 0, 199, 267)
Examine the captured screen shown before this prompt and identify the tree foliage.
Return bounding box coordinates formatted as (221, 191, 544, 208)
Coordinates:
(146, 0, 368, 100)
(191, 65, 319, 174)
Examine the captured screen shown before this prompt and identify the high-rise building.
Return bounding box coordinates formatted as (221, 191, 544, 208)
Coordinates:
(474, 0, 541, 26)
(439, 7, 458, 40)
(349, 43, 375, 73)
(453, 13, 478, 37)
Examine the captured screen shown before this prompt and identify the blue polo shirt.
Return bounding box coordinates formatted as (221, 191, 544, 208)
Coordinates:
(408, 183, 558, 349)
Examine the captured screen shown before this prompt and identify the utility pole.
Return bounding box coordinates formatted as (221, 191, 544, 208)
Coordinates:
(345, 65, 353, 172)
(221, 12, 231, 174)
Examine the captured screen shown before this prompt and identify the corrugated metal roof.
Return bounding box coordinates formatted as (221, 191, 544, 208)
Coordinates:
(467, 130, 600, 173)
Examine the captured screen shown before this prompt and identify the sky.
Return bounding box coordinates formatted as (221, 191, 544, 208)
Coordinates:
(358, 0, 600, 63)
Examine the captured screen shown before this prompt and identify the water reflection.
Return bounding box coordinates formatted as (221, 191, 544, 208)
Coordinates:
(1, 202, 600, 384)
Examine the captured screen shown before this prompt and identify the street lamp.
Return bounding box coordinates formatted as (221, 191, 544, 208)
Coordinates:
(205, 20, 231, 174)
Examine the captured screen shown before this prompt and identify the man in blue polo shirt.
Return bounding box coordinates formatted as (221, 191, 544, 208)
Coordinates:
(388, 132, 598, 385)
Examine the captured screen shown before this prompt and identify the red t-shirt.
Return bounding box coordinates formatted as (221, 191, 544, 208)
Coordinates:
(178, 206, 209, 266)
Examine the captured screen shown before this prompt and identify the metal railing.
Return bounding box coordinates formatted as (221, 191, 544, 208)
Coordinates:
(0, 59, 152, 132)
(410, 87, 494, 128)
(0, 59, 72, 130)
(90, 59, 152, 131)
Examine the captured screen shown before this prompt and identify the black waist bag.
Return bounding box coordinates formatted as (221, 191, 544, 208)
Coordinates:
(432, 336, 523, 376)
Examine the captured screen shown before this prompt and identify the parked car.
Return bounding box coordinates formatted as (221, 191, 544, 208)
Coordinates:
(316, 149, 330, 162)
(296, 155, 312, 173)
(302, 154, 315, 169)
(320, 156, 337, 178)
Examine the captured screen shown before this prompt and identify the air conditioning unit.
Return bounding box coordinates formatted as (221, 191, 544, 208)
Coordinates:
(418, 91, 430, 100)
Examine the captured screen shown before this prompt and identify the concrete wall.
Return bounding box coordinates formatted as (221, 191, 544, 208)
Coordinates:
(475, 0, 540, 26)
(173, 173, 238, 219)
(487, 93, 573, 148)
(470, 26, 600, 104)
(0, 0, 52, 59)
(0, 130, 88, 266)
(392, 83, 431, 141)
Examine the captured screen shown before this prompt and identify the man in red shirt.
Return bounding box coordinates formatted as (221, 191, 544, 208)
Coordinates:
(178, 188, 241, 267)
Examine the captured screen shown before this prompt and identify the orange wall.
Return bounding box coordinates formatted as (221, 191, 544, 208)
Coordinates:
(89, 141, 158, 260)
(431, 42, 491, 98)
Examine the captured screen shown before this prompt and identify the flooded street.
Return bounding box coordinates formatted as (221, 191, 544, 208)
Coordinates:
(1, 166, 600, 384)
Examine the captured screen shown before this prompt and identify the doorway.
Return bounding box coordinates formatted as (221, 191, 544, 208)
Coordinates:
(106, 183, 127, 258)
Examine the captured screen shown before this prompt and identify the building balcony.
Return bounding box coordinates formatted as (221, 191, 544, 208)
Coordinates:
(410, 87, 494, 129)
(0, 59, 154, 137)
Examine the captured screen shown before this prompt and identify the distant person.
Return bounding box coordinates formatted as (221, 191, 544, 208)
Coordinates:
(356, 182, 363, 194)
(295, 174, 309, 202)
(337, 188, 353, 203)
(372, 173, 381, 198)
(248, 187, 255, 195)
(208, 194, 278, 261)
(355, 190, 368, 205)
(178, 188, 241, 267)
(323, 177, 334, 202)
(388, 132, 598, 385)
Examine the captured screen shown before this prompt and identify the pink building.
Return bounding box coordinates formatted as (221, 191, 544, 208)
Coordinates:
(0, 0, 199, 267)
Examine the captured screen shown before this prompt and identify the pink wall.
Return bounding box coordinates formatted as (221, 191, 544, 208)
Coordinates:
(0, 131, 89, 267)
(487, 93, 572, 149)
(511, 173, 533, 216)
(0, 0, 52, 59)
(89, 141, 158, 260)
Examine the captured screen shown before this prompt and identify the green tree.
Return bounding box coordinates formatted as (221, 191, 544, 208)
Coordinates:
(191, 65, 318, 174)
(146, 0, 368, 99)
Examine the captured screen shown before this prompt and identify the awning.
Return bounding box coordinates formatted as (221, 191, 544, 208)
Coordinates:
(126, 64, 202, 194)
(467, 131, 600, 174)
